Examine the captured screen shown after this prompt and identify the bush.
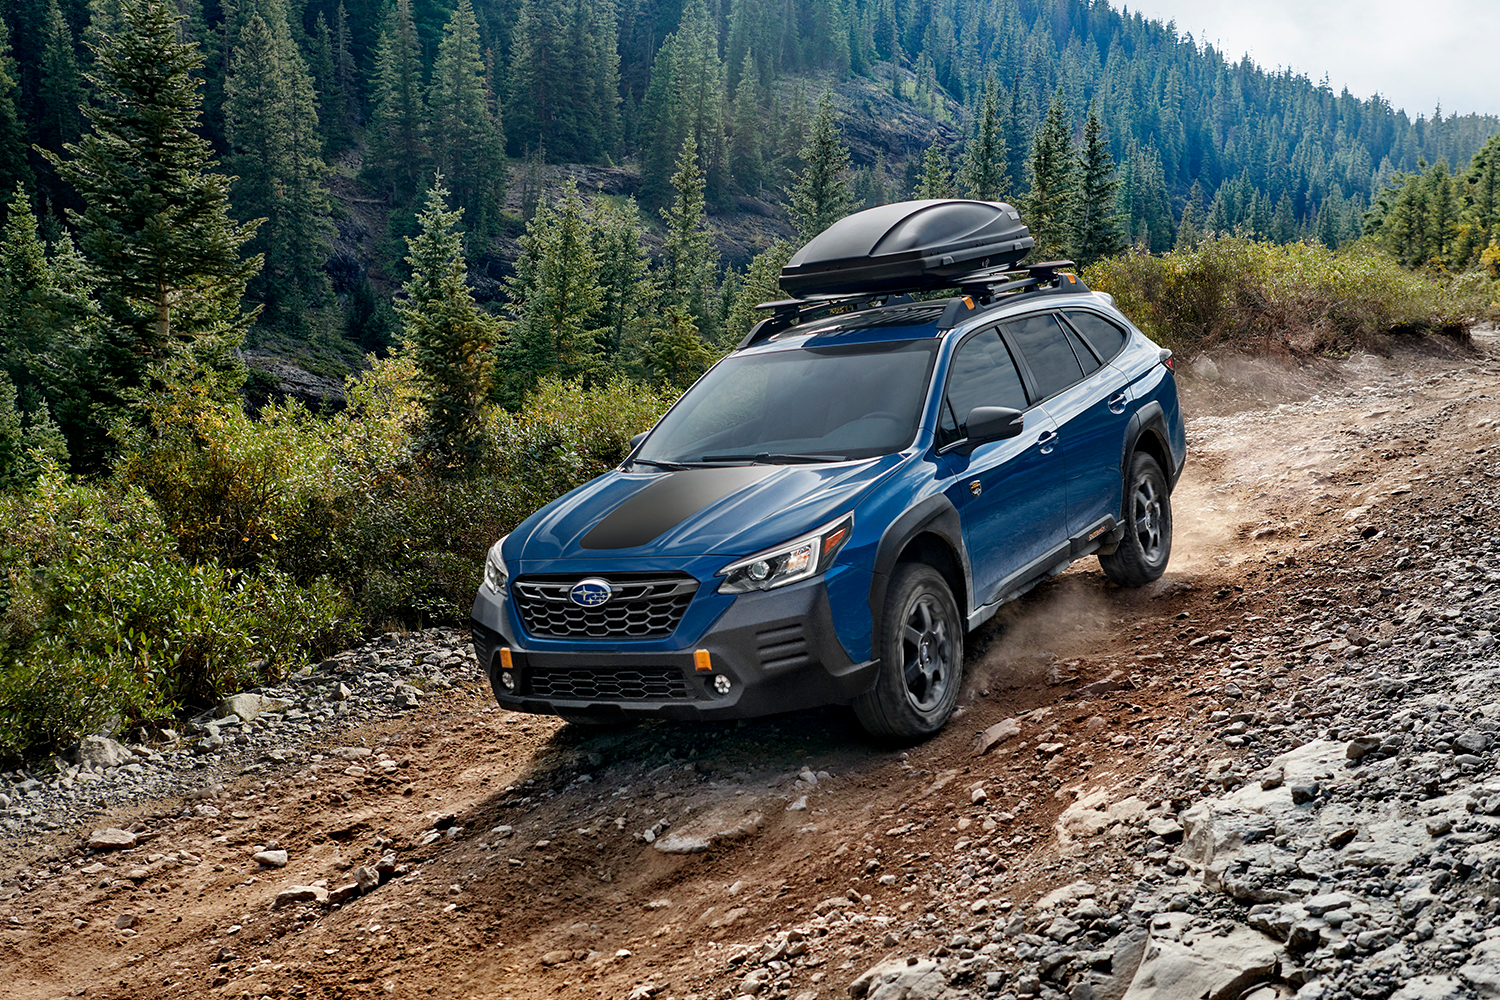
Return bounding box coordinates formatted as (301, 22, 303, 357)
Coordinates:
(1082, 236, 1491, 354)
(0, 466, 355, 761)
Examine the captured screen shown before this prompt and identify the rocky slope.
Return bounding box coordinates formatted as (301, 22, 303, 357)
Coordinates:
(1, 330, 1496, 1000)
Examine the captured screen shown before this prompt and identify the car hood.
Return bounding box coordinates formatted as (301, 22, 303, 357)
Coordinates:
(511, 457, 902, 563)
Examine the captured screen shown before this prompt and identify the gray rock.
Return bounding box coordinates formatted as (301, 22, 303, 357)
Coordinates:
(272, 885, 327, 908)
(1456, 730, 1491, 754)
(253, 849, 289, 868)
(848, 957, 947, 1000)
(1392, 975, 1469, 1000)
(351, 866, 379, 892)
(1123, 914, 1279, 1000)
(79, 736, 128, 769)
(89, 828, 137, 851)
(652, 808, 762, 854)
(1459, 938, 1500, 996)
(1302, 892, 1352, 916)
(114, 913, 135, 930)
(974, 718, 1022, 755)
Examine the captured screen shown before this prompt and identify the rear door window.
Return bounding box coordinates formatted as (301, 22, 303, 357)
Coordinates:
(1062, 311, 1128, 362)
(1004, 313, 1084, 399)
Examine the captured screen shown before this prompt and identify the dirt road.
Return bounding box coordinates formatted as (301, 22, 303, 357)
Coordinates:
(1, 329, 1495, 1000)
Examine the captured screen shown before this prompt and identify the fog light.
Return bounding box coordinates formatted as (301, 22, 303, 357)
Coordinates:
(500, 671, 516, 692)
(713, 675, 732, 695)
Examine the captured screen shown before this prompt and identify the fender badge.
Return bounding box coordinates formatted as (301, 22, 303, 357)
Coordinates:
(569, 578, 613, 607)
(969, 480, 982, 497)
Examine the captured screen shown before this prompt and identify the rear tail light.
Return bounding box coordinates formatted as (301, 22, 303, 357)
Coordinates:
(1159, 349, 1174, 370)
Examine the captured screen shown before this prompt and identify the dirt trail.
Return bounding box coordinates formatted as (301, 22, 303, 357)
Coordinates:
(1, 330, 1494, 1000)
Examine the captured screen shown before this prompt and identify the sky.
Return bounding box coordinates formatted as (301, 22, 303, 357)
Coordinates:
(1125, 0, 1500, 119)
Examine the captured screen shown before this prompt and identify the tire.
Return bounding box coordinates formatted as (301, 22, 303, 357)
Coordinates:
(854, 563, 964, 741)
(1099, 452, 1173, 587)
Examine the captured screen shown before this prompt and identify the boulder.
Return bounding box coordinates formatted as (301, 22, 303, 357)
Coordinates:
(848, 957, 947, 1000)
(88, 828, 137, 851)
(1123, 914, 1279, 1000)
(78, 736, 128, 769)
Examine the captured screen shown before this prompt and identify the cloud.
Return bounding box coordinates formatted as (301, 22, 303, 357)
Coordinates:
(1127, 0, 1500, 117)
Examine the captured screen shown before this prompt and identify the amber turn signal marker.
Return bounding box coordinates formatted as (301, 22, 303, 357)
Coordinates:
(961, 295, 974, 309)
(499, 647, 514, 669)
(823, 525, 850, 554)
(694, 649, 713, 672)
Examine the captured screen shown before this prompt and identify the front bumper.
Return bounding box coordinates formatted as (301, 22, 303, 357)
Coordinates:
(470, 578, 877, 722)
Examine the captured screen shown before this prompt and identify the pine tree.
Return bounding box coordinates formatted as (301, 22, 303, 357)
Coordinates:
(0, 184, 102, 464)
(1072, 111, 1124, 266)
(0, 369, 69, 490)
(398, 176, 498, 469)
(787, 92, 855, 243)
(368, 0, 429, 203)
(429, 0, 506, 237)
(728, 49, 763, 194)
(37, 0, 85, 161)
(642, 304, 717, 389)
(914, 143, 955, 199)
(723, 239, 794, 344)
(958, 75, 1006, 201)
(225, 10, 333, 332)
(639, 0, 726, 206)
(44, 0, 259, 394)
(1023, 91, 1077, 260)
(499, 179, 606, 406)
(588, 196, 652, 361)
(660, 134, 720, 336)
(0, 21, 32, 199)
(1424, 161, 1457, 266)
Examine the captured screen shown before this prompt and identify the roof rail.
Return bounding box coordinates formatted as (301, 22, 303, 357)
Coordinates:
(740, 261, 1091, 348)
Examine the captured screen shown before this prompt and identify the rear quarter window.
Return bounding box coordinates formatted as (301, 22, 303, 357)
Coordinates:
(1004, 313, 1083, 400)
(1062, 311, 1128, 362)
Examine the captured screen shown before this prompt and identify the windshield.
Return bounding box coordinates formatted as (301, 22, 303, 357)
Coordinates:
(636, 339, 939, 465)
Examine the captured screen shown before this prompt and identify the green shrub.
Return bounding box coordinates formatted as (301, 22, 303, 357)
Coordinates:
(0, 465, 356, 761)
(1082, 236, 1490, 353)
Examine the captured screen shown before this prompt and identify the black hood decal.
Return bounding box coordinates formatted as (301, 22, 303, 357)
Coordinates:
(580, 466, 774, 550)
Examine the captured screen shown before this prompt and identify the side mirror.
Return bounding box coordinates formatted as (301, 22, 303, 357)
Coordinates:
(961, 407, 1024, 452)
(629, 431, 648, 450)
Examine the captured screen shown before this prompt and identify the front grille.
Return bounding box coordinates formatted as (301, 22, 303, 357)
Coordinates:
(757, 624, 810, 670)
(526, 667, 690, 701)
(513, 575, 698, 639)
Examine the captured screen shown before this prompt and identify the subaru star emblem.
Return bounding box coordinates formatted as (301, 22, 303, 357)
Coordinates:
(569, 578, 613, 607)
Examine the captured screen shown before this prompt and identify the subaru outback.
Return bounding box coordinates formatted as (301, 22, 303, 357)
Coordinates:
(471, 200, 1185, 739)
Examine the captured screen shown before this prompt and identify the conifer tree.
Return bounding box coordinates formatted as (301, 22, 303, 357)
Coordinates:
(723, 239, 794, 344)
(37, 0, 85, 162)
(0, 185, 101, 463)
(225, 10, 333, 332)
(429, 0, 506, 238)
(1023, 92, 1077, 260)
(44, 0, 259, 394)
(1073, 111, 1124, 266)
(643, 305, 717, 389)
(787, 92, 854, 243)
(399, 176, 498, 469)
(368, 0, 429, 203)
(728, 50, 763, 194)
(639, 0, 726, 206)
(499, 180, 606, 406)
(1424, 162, 1457, 266)
(588, 197, 652, 361)
(0, 370, 69, 490)
(0, 21, 32, 200)
(914, 143, 955, 199)
(660, 134, 719, 337)
(958, 75, 1006, 201)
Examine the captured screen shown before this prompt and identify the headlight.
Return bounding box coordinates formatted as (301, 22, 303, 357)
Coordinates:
(717, 515, 853, 594)
(484, 536, 509, 594)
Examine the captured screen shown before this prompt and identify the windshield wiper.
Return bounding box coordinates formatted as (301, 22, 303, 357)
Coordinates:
(630, 457, 695, 471)
(700, 452, 844, 465)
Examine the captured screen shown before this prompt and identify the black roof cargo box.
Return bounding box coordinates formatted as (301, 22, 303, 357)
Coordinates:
(779, 199, 1034, 298)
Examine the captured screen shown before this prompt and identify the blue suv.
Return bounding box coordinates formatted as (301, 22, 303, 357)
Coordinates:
(471, 200, 1185, 740)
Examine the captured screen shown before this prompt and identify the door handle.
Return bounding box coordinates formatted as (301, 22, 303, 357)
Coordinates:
(1037, 430, 1057, 455)
(1107, 392, 1128, 414)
